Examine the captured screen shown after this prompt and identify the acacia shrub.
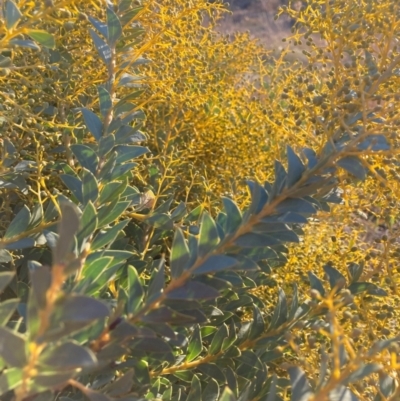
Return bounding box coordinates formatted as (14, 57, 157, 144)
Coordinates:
(0, 0, 400, 401)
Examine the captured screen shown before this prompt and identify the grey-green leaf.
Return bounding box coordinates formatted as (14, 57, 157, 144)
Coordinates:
(198, 212, 220, 257)
(4, 205, 31, 239)
(78, 201, 98, 240)
(81, 168, 99, 205)
(187, 325, 202, 362)
(5, 0, 22, 30)
(203, 378, 220, 401)
(70, 144, 99, 174)
(337, 156, 366, 181)
(0, 327, 27, 367)
(167, 281, 220, 301)
(195, 255, 238, 275)
(54, 202, 80, 265)
(186, 374, 202, 401)
(106, 7, 122, 47)
(288, 367, 313, 401)
(98, 86, 112, 117)
(170, 228, 191, 278)
(0, 272, 14, 294)
(0, 299, 19, 326)
(287, 145, 305, 187)
(91, 219, 129, 250)
(90, 29, 112, 67)
(222, 197, 242, 234)
(81, 107, 103, 140)
(56, 295, 110, 322)
(127, 265, 144, 314)
(40, 341, 97, 369)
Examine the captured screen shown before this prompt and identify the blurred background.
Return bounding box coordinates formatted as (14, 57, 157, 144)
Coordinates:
(217, 0, 295, 48)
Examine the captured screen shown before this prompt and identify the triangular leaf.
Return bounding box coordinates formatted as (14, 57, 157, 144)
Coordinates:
(27, 30, 55, 49)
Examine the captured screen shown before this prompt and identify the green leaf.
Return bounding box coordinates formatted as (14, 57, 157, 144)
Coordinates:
(0, 327, 27, 367)
(39, 341, 97, 369)
(91, 219, 129, 250)
(308, 272, 326, 297)
(354, 283, 387, 297)
(4, 238, 35, 250)
(29, 263, 51, 310)
(115, 145, 148, 163)
(32, 371, 75, 390)
(203, 378, 220, 401)
(0, 272, 14, 294)
(323, 265, 347, 292)
(195, 255, 238, 275)
(78, 201, 98, 240)
(5, 0, 22, 30)
(187, 325, 202, 362)
(98, 86, 112, 117)
(0, 368, 23, 395)
(9, 39, 40, 50)
(106, 7, 123, 46)
(198, 212, 219, 257)
(79, 257, 112, 285)
(235, 350, 263, 370)
(246, 180, 268, 215)
(81, 107, 103, 140)
(55, 295, 110, 322)
(142, 307, 195, 324)
(27, 30, 55, 49)
(269, 288, 287, 329)
(70, 144, 99, 174)
(54, 203, 80, 265)
(99, 134, 115, 157)
(88, 15, 108, 38)
(90, 29, 112, 67)
(235, 232, 281, 248)
(276, 198, 316, 214)
(221, 323, 237, 352)
(4, 205, 31, 239)
(60, 174, 83, 203)
(115, 90, 145, 110)
(348, 262, 364, 283)
(198, 364, 226, 383)
(81, 387, 112, 401)
(337, 156, 366, 180)
(288, 367, 313, 401)
(222, 197, 242, 234)
(130, 337, 173, 356)
(97, 200, 130, 227)
(146, 260, 165, 303)
(186, 374, 202, 401)
(170, 228, 191, 278)
(219, 386, 236, 401)
(248, 305, 265, 340)
(81, 168, 99, 205)
(0, 299, 19, 326)
(127, 265, 144, 314)
(209, 324, 228, 355)
(119, 6, 143, 27)
(166, 281, 220, 301)
(99, 180, 127, 204)
(287, 145, 305, 187)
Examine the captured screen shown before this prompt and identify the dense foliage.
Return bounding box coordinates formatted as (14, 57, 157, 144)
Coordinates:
(1, 0, 400, 400)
